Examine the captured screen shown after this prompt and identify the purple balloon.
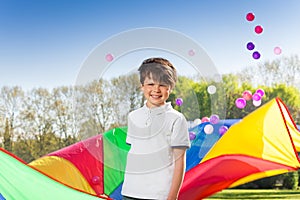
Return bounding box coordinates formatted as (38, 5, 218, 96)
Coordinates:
(189, 131, 196, 140)
(235, 97, 246, 109)
(210, 114, 220, 124)
(252, 93, 262, 101)
(176, 98, 183, 106)
(256, 88, 265, 97)
(246, 42, 255, 50)
(252, 51, 261, 59)
(219, 125, 228, 135)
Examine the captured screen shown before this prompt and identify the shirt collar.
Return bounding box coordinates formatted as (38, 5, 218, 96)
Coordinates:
(143, 101, 172, 115)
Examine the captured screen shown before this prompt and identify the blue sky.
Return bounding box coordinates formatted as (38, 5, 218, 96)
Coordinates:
(1, 0, 300, 90)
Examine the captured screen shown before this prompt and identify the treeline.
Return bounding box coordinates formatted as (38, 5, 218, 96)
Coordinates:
(0, 55, 300, 188)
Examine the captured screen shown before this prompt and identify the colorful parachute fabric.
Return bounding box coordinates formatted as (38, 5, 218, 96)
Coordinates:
(2, 97, 300, 200)
(179, 98, 300, 199)
(0, 148, 104, 200)
(29, 127, 129, 200)
(185, 119, 241, 171)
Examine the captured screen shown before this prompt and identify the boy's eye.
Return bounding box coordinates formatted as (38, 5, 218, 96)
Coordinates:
(144, 83, 169, 88)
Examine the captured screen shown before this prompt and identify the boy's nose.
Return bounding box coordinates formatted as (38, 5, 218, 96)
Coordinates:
(153, 84, 160, 91)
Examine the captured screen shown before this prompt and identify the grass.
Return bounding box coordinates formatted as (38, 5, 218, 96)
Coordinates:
(205, 189, 300, 199)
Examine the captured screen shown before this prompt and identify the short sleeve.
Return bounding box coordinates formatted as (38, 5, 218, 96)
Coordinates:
(170, 114, 191, 148)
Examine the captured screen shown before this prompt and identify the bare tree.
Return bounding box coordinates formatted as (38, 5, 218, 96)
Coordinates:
(51, 86, 79, 146)
(17, 88, 59, 158)
(237, 55, 300, 90)
(110, 73, 143, 127)
(74, 79, 116, 139)
(0, 86, 24, 150)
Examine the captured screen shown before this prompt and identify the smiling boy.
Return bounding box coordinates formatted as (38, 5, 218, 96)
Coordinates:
(121, 57, 191, 200)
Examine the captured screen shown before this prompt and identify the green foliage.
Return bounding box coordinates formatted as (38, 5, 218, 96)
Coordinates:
(235, 175, 278, 189)
(208, 189, 300, 199)
(171, 76, 201, 120)
(282, 171, 299, 189)
(191, 80, 211, 118)
(264, 84, 300, 123)
(13, 136, 35, 163)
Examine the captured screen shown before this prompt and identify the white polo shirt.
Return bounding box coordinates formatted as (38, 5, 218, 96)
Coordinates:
(121, 102, 190, 199)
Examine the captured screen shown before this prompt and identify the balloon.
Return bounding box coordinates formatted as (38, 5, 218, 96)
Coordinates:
(201, 117, 210, 123)
(235, 98, 246, 109)
(207, 85, 216, 94)
(176, 98, 183, 106)
(252, 51, 261, 59)
(210, 114, 219, 124)
(188, 49, 195, 56)
(256, 88, 265, 97)
(246, 12, 255, 21)
(91, 176, 100, 185)
(246, 42, 255, 51)
(274, 47, 282, 55)
(252, 93, 262, 101)
(254, 25, 263, 34)
(204, 124, 214, 134)
(105, 53, 114, 62)
(193, 118, 201, 126)
(242, 90, 252, 101)
(253, 99, 262, 107)
(219, 125, 228, 135)
(189, 131, 196, 140)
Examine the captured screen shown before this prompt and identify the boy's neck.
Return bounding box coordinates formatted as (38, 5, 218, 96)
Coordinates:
(146, 101, 166, 109)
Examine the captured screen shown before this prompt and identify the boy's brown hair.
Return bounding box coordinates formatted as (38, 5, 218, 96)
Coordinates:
(138, 57, 177, 89)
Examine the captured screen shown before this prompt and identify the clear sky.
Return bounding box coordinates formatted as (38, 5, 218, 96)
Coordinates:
(1, 0, 300, 90)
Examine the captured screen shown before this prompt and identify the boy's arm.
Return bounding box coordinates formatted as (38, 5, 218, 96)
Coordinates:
(167, 147, 187, 200)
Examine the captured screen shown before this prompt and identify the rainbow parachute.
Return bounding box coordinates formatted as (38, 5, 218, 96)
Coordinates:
(179, 98, 300, 199)
(1, 98, 300, 200)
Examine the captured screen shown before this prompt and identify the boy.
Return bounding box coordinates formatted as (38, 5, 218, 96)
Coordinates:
(121, 57, 191, 200)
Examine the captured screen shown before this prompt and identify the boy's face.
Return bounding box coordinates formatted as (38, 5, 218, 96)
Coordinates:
(141, 76, 171, 108)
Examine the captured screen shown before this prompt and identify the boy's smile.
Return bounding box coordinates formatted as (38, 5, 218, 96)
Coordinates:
(141, 76, 171, 108)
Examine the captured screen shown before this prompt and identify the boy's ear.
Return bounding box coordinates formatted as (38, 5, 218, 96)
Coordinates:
(140, 84, 144, 91)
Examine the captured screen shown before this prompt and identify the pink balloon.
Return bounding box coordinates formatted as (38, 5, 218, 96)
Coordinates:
(242, 90, 252, 101)
(274, 47, 282, 55)
(254, 25, 263, 34)
(201, 117, 210, 123)
(246, 12, 255, 21)
(188, 49, 195, 56)
(105, 53, 114, 62)
(91, 176, 101, 185)
(235, 98, 246, 109)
